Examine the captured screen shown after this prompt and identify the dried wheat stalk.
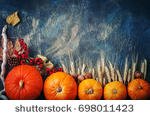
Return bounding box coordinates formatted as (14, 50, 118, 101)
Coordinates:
(77, 68, 81, 75)
(108, 61, 115, 81)
(97, 61, 102, 83)
(127, 69, 131, 83)
(141, 62, 145, 75)
(60, 60, 68, 73)
(81, 63, 86, 75)
(131, 62, 136, 80)
(116, 69, 123, 82)
(78, 57, 82, 71)
(114, 70, 118, 81)
(105, 66, 111, 82)
(100, 52, 105, 74)
(70, 61, 75, 75)
(123, 57, 128, 84)
(92, 68, 95, 79)
(144, 59, 147, 79)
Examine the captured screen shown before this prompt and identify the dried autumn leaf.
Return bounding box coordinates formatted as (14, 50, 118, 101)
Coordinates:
(36, 54, 54, 70)
(0, 38, 15, 60)
(7, 40, 14, 58)
(37, 54, 48, 62)
(14, 39, 21, 52)
(45, 61, 54, 70)
(6, 11, 20, 26)
(7, 40, 13, 50)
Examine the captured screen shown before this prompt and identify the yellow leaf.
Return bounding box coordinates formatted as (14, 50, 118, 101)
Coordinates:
(6, 11, 20, 26)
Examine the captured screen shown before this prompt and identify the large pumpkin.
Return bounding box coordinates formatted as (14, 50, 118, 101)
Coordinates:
(5, 65, 43, 100)
(104, 81, 127, 100)
(44, 72, 77, 100)
(128, 79, 150, 100)
(78, 79, 103, 100)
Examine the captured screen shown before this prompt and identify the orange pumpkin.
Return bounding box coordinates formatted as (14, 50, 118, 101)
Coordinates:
(44, 72, 77, 100)
(128, 79, 150, 100)
(5, 65, 43, 100)
(104, 81, 127, 100)
(78, 79, 103, 100)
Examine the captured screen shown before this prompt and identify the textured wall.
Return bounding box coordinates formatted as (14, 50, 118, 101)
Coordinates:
(0, 0, 150, 80)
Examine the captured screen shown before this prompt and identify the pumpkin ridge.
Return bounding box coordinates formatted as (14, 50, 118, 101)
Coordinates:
(5, 74, 21, 99)
(61, 74, 74, 91)
(45, 86, 57, 100)
(7, 84, 19, 99)
(60, 72, 68, 85)
(22, 71, 33, 81)
(19, 86, 27, 99)
(93, 81, 101, 91)
(9, 66, 20, 80)
(62, 75, 74, 87)
(20, 64, 23, 81)
(62, 75, 77, 99)
(16, 87, 21, 100)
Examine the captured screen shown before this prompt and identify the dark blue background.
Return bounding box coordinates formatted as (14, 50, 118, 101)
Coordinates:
(0, 0, 150, 83)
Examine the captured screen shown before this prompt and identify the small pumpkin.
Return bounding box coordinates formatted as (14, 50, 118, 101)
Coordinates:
(104, 81, 127, 100)
(128, 79, 150, 100)
(44, 72, 77, 100)
(5, 65, 43, 100)
(78, 79, 103, 100)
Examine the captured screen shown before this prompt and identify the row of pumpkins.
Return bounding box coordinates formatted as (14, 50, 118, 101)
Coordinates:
(5, 65, 150, 100)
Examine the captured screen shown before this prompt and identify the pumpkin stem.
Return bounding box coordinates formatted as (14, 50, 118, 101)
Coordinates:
(138, 86, 143, 90)
(86, 88, 94, 94)
(112, 89, 117, 94)
(19, 80, 24, 89)
(56, 87, 62, 93)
